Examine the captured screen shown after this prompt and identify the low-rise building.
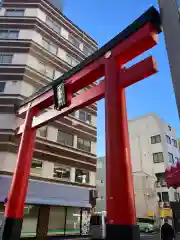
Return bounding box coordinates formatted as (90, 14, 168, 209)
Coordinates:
(96, 113, 179, 219)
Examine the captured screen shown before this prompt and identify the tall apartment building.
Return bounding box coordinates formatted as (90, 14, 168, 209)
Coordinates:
(0, 0, 98, 238)
(96, 113, 180, 219)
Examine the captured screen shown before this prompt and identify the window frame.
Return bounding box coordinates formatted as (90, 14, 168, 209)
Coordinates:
(68, 33, 80, 48)
(0, 30, 19, 39)
(21, 205, 39, 238)
(168, 152, 174, 164)
(172, 139, 178, 148)
(30, 159, 42, 176)
(165, 134, 171, 144)
(151, 134, 161, 144)
(5, 8, 25, 17)
(153, 152, 164, 163)
(46, 16, 61, 34)
(83, 45, 93, 56)
(53, 164, 71, 181)
(57, 130, 74, 147)
(79, 109, 91, 124)
(0, 53, 13, 64)
(0, 82, 6, 92)
(77, 137, 91, 152)
(65, 53, 79, 67)
(75, 168, 90, 184)
(42, 37, 58, 55)
(38, 126, 48, 138)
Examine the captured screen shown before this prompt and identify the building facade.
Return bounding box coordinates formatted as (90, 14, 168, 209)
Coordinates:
(0, 0, 98, 238)
(96, 113, 180, 219)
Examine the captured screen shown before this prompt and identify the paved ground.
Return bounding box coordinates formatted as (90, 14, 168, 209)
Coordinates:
(140, 232, 160, 240)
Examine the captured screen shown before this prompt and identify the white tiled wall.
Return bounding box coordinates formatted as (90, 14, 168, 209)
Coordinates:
(24, 8, 38, 17)
(61, 27, 69, 40)
(0, 114, 18, 129)
(41, 161, 54, 178)
(12, 53, 28, 65)
(4, 81, 22, 94)
(0, 152, 16, 172)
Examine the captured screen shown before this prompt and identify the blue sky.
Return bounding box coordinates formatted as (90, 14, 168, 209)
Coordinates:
(64, 0, 180, 157)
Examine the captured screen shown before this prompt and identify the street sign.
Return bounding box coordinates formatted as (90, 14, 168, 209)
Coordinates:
(53, 82, 66, 110)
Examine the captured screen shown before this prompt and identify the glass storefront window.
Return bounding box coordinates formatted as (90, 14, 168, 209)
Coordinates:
(65, 207, 80, 235)
(48, 206, 65, 236)
(21, 205, 39, 238)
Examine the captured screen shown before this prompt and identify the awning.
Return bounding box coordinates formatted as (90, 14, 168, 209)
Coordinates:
(0, 175, 91, 208)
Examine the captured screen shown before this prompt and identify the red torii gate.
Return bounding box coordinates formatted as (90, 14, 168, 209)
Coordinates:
(0, 7, 161, 240)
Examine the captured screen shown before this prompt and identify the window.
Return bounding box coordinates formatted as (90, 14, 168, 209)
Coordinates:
(31, 160, 42, 176)
(39, 61, 46, 74)
(156, 173, 166, 187)
(46, 66, 55, 79)
(38, 126, 48, 138)
(57, 130, 74, 147)
(77, 138, 91, 152)
(5, 9, 25, 16)
(65, 54, 79, 67)
(151, 134, 161, 144)
(42, 38, 58, 55)
(66, 207, 81, 235)
(83, 45, 93, 56)
(175, 157, 180, 163)
(75, 169, 89, 184)
(38, 62, 55, 79)
(168, 152, 174, 164)
(79, 110, 91, 124)
(53, 164, 70, 181)
(162, 192, 169, 202)
(21, 205, 39, 238)
(90, 215, 102, 226)
(153, 152, 164, 163)
(48, 206, 65, 236)
(165, 135, 171, 144)
(172, 139, 178, 148)
(0, 54, 13, 64)
(68, 34, 80, 48)
(46, 16, 61, 34)
(0, 82, 5, 92)
(0, 30, 19, 39)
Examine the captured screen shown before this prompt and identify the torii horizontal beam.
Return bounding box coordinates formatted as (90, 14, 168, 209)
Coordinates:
(16, 56, 157, 134)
